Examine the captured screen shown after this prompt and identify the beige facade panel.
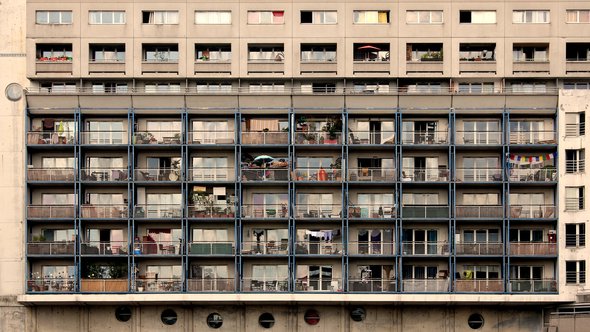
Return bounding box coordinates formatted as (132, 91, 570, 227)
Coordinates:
(185, 95, 239, 109)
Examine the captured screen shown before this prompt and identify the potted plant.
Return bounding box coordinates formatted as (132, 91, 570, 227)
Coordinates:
(322, 118, 342, 144)
(297, 116, 308, 131)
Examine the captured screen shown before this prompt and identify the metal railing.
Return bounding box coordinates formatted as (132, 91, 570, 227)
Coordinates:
(242, 241, 289, 255)
(348, 241, 395, 255)
(401, 167, 450, 182)
(509, 131, 556, 144)
(509, 168, 556, 182)
(294, 132, 342, 145)
(81, 241, 128, 255)
(27, 131, 76, 145)
(188, 204, 235, 218)
(27, 205, 75, 218)
(509, 279, 557, 293)
(135, 278, 183, 292)
(402, 205, 449, 218)
(455, 242, 503, 255)
(348, 168, 396, 182)
(294, 241, 342, 255)
(454, 279, 503, 292)
(565, 198, 584, 211)
(348, 279, 396, 292)
(401, 241, 449, 255)
(133, 241, 181, 255)
(27, 242, 75, 255)
(508, 204, 556, 218)
(401, 131, 449, 145)
(190, 167, 234, 181)
(81, 168, 128, 181)
(295, 279, 342, 292)
(293, 168, 342, 182)
(134, 204, 182, 218)
(241, 168, 289, 182)
(565, 234, 585, 248)
(348, 131, 395, 145)
(80, 131, 128, 145)
(565, 123, 585, 137)
(27, 168, 75, 181)
(566, 160, 585, 173)
(456, 131, 502, 145)
(402, 279, 450, 292)
(241, 131, 289, 145)
(27, 278, 76, 292)
(294, 204, 342, 219)
(455, 168, 502, 182)
(81, 204, 128, 218)
(133, 131, 181, 144)
(187, 278, 235, 292)
(188, 241, 234, 255)
(348, 205, 396, 219)
(509, 242, 557, 255)
(456, 205, 503, 218)
(135, 168, 181, 181)
(189, 131, 234, 144)
(241, 204, 289, 219)
(80, 279, 128, 292)
(241, 278, 289, 292)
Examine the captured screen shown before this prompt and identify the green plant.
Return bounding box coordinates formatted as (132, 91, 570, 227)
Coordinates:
(322, 118, 343, 139)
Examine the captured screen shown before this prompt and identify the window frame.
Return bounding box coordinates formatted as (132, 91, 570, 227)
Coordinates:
(36, 11, 73, 25)
(459, 10, 497, 24)
(566, 260, 586, 284)
(89, 11, 126, 25)
(512, 10, 550, 24)
(352, 10, 390, 24)
(300, 10, 338, 25)
(142, 10, 180, 25)
(566, 10, 590, 24)
(195, 11, 232, 25)
(405, 10, 443, 24)
(247, 11, 285, 25)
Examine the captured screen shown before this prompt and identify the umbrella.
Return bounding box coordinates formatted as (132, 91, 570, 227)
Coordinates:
(358, 45, 381, 51)
(253, 155, 274, 165)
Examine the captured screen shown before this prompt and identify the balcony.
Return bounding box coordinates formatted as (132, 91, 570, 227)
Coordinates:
(402, 205, 449, 219)
(348, 279, 396, 292)
(80, 279, 128, 292)
(135, 278, 182, 292)
(81, 241, 128, 255)
(353, 61, 390, 75)
(294, 168, 342, 182)
(193, 61, 231, 75)
(27, 278, 75, 293)
(509, 242, 557, 256)
(141, 61, 179, 74)
(348, 205, 396, 219)
(190, 167, 234, 182)
(456, 131, 502, 145)
(81, 131, 128, 145)
(241, 204, 288, 219)
(294, 131, 342, 145)
(27, 205, 75, 219)
(190, 131, 234, 145)
(509, 279, 557, 293)
(456, 205, 503, 219)
(459, 61, 497, 74)
(300, 61, 338, 75)
(295, 279, 342, 292)
(27, 242, 75, 255)
(27, 168, 75, 182)
(134, 204, 182, 218)
(187, 204, 235, 218)
(35, 59, 73, 74)
(134, 241, 181, 255)
(134, 131, 181, 145)
(81, 204, 128, 219)
(241, 278, 289, 292)
(294, 241, 342, 255)
(406, 61, 444, 74)
(401, 167, 449, 182)
(295, 204, 341, 219)
(88, 60, 126, 74)
(242, 241, 289, 255)
(247, 60, 285, 74)
(348, 242, 395, 255)
(81, 168, 128, 182)
(456, 169, 502, 182)
(187, 278, 234, 292)
(401, 242, 449, 256)
(135, 168, 181, 182)
(189, 241, 234, 255)
(509, 168, 556, 182)
(27, 131, 76, 145)
(509, 205, 556, 219)
(512, 61, 550, 74)
(509, 131, 556, 145)
(242, 131, 289, 145)
(348, 131, 395, 145)
(402, 279, 450, 292)
(454, 279, 503, 292)
(401, 131, 449, 145)
(455, 242, 503, 255)
(241, 168, 289, 182)
(348, 168, 396, 182)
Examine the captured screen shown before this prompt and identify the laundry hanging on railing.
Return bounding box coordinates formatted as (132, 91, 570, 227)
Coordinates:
(507, 152, 556, 165)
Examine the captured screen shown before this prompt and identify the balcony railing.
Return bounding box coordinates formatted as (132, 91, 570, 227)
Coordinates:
(348, 279, 396, 292)
(27, 168, 75, 181)
(455, 168, 502, 182)
(134, 241, 181, 255)
(402, 205, 449, 218)
(401, 131, 449, 145)
(187, 278, 235, 292)
(348, 205, 396, 219)
(242, 241, 289, 255)
(241, 278, 289, 292)
(348, 131, 395, 145)
(241, 168, 289, 182)
(401, 167, 450, 182)
(241, 204, 289, 219)
(565, 197, 584, 211)
(566, 160, 585, 174)
(242, 131, 289, 145)
(454, 279, 503, 292)
(456, 205, 503, 219)
(509, 168, 556, 182)
(189, 241, 234, 255)
(134, 204, 182, 218)
(81, 131, 128, 145)
(80, 279, 128, 292)
(27, 278, 76, 292)
(189, 131, 234, 144)
(565, 123, 585, 137)
(27, 131, 76, 145)
(509, 204, 556, 219)
(402, 279, 450, 292)
(348, 241, 395, 255)
(190, 167, 234, 182)
(188, 204, 235, 218)
(27, 205, 75, 219)
(81, 241, 128, 255)
(294, 241, 342, 255)
(27, 242, 75, 255)
(456, 131, 502, 145)
(509, 242, 557, 256)
(81, 168, 128, 181)
(295, 278, 342, 292)
(135, 278, 182, 292)
(348, 168, 396, 182)
(293, 168, 342, 182)
(294, 132, 342, 145)
(134, 131, 181, 145)
(295, 204, 341, 219)
(509, 279, 557, 293)
(565, 234, 585, 248)
(401, 241, 449, 255)
(455, 242, 503, 255)
(135, 168, 181, 181)
(509, 131, 556, 145)
(81, 204, 128, 218)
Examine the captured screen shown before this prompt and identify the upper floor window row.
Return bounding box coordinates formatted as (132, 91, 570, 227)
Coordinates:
(513, 10, 550, 24)
(460, 11, 496, 24)
(247, 11, 284, 25)
(353, 10, 389, 24)
(142, 11, 179, 24)
(36, 11, 72, 25)
(89, 11, 126, 25)
(406, 11, 443, 24)
(301, 11, 337, 24)
(195, 11, 232, 25)
(567, 10, 590, 23)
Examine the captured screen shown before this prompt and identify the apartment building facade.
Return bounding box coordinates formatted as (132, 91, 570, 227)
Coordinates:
(1, 0, 589, 331)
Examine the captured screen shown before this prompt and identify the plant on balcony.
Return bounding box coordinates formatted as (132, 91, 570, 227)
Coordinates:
(421, 51, 443, 61)
(191, 192, 214, 217)
(322, 118, 342, 141)
(296, 116, 308, 131)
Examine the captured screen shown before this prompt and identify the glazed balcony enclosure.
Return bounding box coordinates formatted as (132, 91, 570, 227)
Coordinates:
(27, 167, 75, 182)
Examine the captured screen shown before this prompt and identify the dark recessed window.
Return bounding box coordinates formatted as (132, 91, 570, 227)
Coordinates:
(259, 313, 275, 329)
(304, 309, 320, 325)
(468, 313, 484, 329)
(115, 306, 132, 322)
(207, 313, 223, 329)
(350, 307, 366, 322)
(161, 309, 178, 325)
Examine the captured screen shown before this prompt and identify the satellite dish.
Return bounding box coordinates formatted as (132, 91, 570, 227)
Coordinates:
(5, 83, 23, 101)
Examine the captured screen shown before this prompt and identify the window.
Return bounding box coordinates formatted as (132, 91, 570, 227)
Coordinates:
(513, 10, 550, 23)
(86, 121, 124, 144)
(407, 43, 443, 61)
(142, 45, 179, 62)
(91, 83, 128, 94)
(196, 44, 231, 62)
(248, 45, 284, 62)
(352, 82, 390, 94)
(142, 11, 179, 24)
(402, 264, 438, 279)
(566, 10, 590, 23)
(39, 228, 76, 242)
(207, 313, 223, 329)
(144, 83, 181, 93)
(247, 11, 284, 24)
(36, 44, 73, 61)
(566, 223, 585, 247)
(462, 265, 500, 279)
(36, 11, 72, 24)
(459, 11, 496, 24)
(252, 265, 288, 283)
(513, 45, 548, 62)
(89, 11, 125, 24)
(509, 229, 543, 242)
(459, 44, 495, 61)
(566, 149, 585, 173)
(296, 265, 333, 291)
(353, 10, 389, 24)
(193, 229, 228, 243)
(510, 82, 547, 93)
(353, 43, 390, 62)
(90, 44, 125, 62)
(39, 82, 77, 93)
(249, 83, 285, 93)
(87, 193, 123, 205)
(296, 193, 334, 216)
(463, 229, 500, 244)
(457, 82, 495, 94)
(468, 314, 485, 330)
(564, 82, 590, 90)
(258, 313, 275, 329)
(566, 261, 586, 284)
(402, 193, 439, 205)
(510, 265, 543, 280)
(565, 187, 585, 211)
(41, 193, 75, 205)
(301, 44, 336, 62)
(462, 193, 499, 206)
(565, 112, 586, 136)
(195, 11, 231, 24)
(40, 265, 75, 279)
(160, 309, 177, 325)
(406, 11, 443, 24)
(461, 121, 500, 144)
(566, 43, 590, 61)
(301, 83, 337, 94)
(405, 82, 443, 93)
(42, 157, 75, 169)
(301, 11, 337, 24)
(195, 82, 232, 93)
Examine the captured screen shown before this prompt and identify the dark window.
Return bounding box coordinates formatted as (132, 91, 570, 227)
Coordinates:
(460, 11, 472, 23)
(207, 313, 223, 329)
(304, 309, 320, 325)
(259, 313, 275, 329)
(115, 306, 132, 322)
(566, 261, 586, 284)
(301, 11, 312, 23)
(468, 313, 484, 329)
(161, 309, 177, 325)
(566, 223, 585, 247)
(350, 307, 366, 322)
